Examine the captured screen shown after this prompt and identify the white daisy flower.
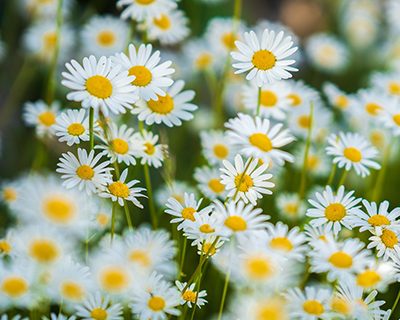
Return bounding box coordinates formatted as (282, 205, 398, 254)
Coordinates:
(276, 192, 307, 220)
(306, 185, 361, 235)
(23, 100, 59, 137)
(387, 246, 400, 282)
(53, 109, 91, 146)
(310, 237, 371, 282)
(117, 0, 178, 21)
(220, 154, 274, 205)
(134, 130, 165, 168)
(132, 80, 197, 127)
(196, 235, 225, 257)
(20, 0, 72, 18)
(326, 132, 381, 177)
(304, 224, 336, 249)
(81, 15, 129, 57)
(182, 211, 223, 246)
(231, 29, 298, 87)
(155, 181, 197, 207)
(96, 123, 142, 166)
(183, 39, 216, 72)
(175, 281, 207, 309)
(130, 272, 181, 319)
(99, 169, 146, 207)
(355, 259, 396, 292)
(0, 230, 15, 258)
(57, 148, 113, 195)
(370, 71, 400, 97)
(377, 96, 400, 136)
(113, 43, 174, 101)
(353, 89, 390, 119)
(368, 228, 400, 261)
(225, 113, 295, 165)
(214, 200, 270, 237)
(242, 81, 291, 120)
(194, 166, 227, 200)
(284, 286, 331, 320)
(43, 314, 76, 320)
(200, 130, 234, 165)
(165, 193, 213, 230)
(286, 80, 320, 109)
(75, 291, 123, 320)
(293, 145, 331, 178)
(323, 82, 354, 112)
(62, 55, 138, 115)
(147, 9, 190, 45)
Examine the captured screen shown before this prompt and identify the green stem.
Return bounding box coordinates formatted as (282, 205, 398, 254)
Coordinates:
(255, 87, 262, 116)
(89, 107, 94, 150)
(178, 237, 188, 280)
(390, 289, 400, 320)
(233, 0, 242, 27)
(123, 200, 133, 230)
(338, 170, 348, 188)
(217, 268, 231, 320)
(298, 102, 314, 199)
(372, 143, 392, 201)
(144, 163, 157, 229)
(110, 202, 117, 242)
(326, 164, 337, 186)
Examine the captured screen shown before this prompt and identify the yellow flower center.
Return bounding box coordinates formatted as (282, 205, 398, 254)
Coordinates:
(257, 305, 282, 320)
(381, 229, 398, 248)
(148, 296, 166, 311)
(365, 103, 382, 116)
(129, 66, 152, 87)
(90, 308, 108, 320)
(100, 267, 129, 292)
(234, 173, 254, 192)
(43, 32, 57, 50)
(108, 181, 130, 198)
(246, 257, 272, 279)
(303, 300, 324, 316)
(43, 196, 76, 224)
(61, 281, 85, 301)
(148, 94, 174, 114)
(307, 155, 320, 170)
(213, 144, 229, 159)
(96, 213, 109, 226)
(195, 53, 213, 69)
(393, 114, 400, 126)
(252, 50, 276, 70)
(129, 250, 151, 267)
(260, 90, 278, 107)
(76, 165, 94, 180)
(298, 115, 311, 129)
(370, 131, 384, 148)
(224, 215, 247, 231)
(199, 224, 214, 234)
(288, 93, 302, 106)
(144, 142, 155, 155)
(284, 203, 299, 216)
(208, 178, 225, 194)
(112, 138, 129, 154)
(368, 214, 390, 227)
(136, 0, 155, 4)
(153, 14, 171, 30)
(324, 203, 346, 221)
(269, 237, 293, 252)
(389, 82, 400, 95)
(182, 207, 196, 221)
(3, 187, 17, 202)
(86, 75, 113, 99)
(221, 32, 237, 49)
(1, 276, 28, 298)
(0, 240, 11, 254)
(67, 123, 85, 136)
(97, 31, 115, 47)
(356, 270, 381, 288)
(29, 239, 59, 263)
(331, 297, 350, 315)
(329, 251, 353, 268)
(335, 95, 349, 109)
(249, 133, 273, 152)
(343, 147, 362, 162)
(182, 290, 197, 303)
(38, 111, 56, 127)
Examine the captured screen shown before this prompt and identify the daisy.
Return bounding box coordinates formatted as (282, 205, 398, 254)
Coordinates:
(57, 148, 113, 195)
(242, 81, 291, 120)
(96, 123, 142, 166)
(62, 55, 138, 115)
(293, 145, 331, 177)
(200, 130, 234, 165)
(194, 166, 227, 199)
(323, 82, 354, 111)
(21, 0, 72, 18)
(284, 286, 331, 320)
(353, 89, 389, 118)
(306, 185, 361, 235)
(286, 80, 320, 109)
(220, 154, 274, 205)
(225, 113, 295, 165)
(310, 237, 371, 282)
(348, 199, 400, 233)
(43, 314, 76, 320)
(134, 130, 165, 168)
(231, 28, 298, 86)
(53, 109, 91, 146)
(388, 246, 400, 282)
(183, 39, 216, 72)
(1, 180, 22, 209)
(23, 100, 59, 137)
(304, 224, 336, 248)
(130, 272, 181, 319)
(132, 80, 197, 127)
(327, 132, 381, 177)
(117, 0, 178, 21)
(75, 291, 123, 320)
(81, 15, 129, 57)
(147, 10, 190, 45)
(113, 43, 174, 101)
(165, 193, 213, 230)
(276, 192, 307, 220)
(0, 230, 15, 257)
(370, 71, 400, 97)
(155, 181, 197, 207)
(99, 169, 146, 207)
(182, 211, 223, 246)
(233, 294, 289, 320)
(377, 97, 400, 136)
(175, 281, 207, 309)
(355, 260, 395, 291)
(214, 200, 270, 237)
(196, 235, 225, 257)
(305, 33, 349, 73)
(368, 228, 400, 261)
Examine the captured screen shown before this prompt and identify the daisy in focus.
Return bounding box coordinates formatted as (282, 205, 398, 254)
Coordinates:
(53, 109, 91, 146)
(175, 281, 208, 309)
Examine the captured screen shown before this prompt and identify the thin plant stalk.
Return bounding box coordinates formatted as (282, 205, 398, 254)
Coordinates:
(144, 163, 158, 229)
(217, 267, 231, 320)
(338, 170, 348, 187)
(89, 107, 94, 150)
(123, 200, 133, 230)
(372, 143, 392, 201)
(178, 237, 188, 280)
(255, 87, 262, 116)
(390, 289, 400, 320)
(327, 164, 337, 186)
(110, 201, 117, 242)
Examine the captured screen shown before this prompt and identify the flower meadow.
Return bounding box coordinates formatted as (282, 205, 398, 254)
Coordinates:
(1, 0, 400, 319)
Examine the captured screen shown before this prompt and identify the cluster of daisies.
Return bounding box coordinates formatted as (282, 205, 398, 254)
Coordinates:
(2, 0, 400, 319)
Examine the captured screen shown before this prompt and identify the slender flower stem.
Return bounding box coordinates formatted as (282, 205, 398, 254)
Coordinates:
(110, 202, 117, 242)
(89, 107, 94, 150)
(255, 87, 262, 116)
(178, 237, 188, 280)
(123, 200, 133, 230)
(217, 267, 231, 320)
(327, 164, 337, 186)
(233, 0, 242, 26)
(144, 163, 158, 229)
(390, 289, 400, 320)
(338, 170, 348, 188)
(372, 143, 392, 201)
(298, 102, 314, 199)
